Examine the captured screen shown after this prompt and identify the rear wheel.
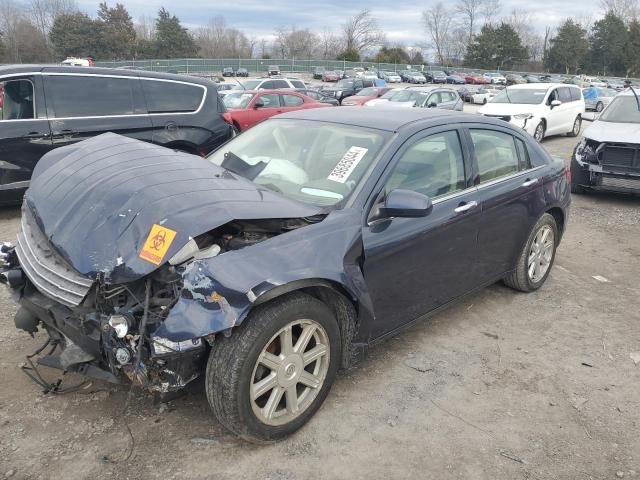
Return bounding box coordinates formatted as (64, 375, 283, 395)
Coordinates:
(567, 116, 581, 137)
(504, 213, 558, 292)
(206, 292, 341, 443)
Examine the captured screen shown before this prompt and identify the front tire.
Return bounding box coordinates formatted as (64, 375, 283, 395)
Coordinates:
(504, 213, 558, 292)
(533, 122, 545, 142)
(206, 292, 341, 443)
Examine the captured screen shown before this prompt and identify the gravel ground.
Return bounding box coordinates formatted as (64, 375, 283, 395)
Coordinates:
(0, 113, 639, 480)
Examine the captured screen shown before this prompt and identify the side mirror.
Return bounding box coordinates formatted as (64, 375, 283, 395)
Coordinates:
(370, 189, 433, 223)
(550, 99, 562, 108)
(253, 100, 265, 109)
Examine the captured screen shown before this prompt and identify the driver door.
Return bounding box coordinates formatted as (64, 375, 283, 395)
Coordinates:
(362, 127, 481, 339)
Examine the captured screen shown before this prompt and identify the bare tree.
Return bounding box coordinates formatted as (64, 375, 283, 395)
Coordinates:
(29, 0, 76, 40)
(135, 14, 155, 41)
(456, 0, 484, 48)
(0, 0, 25, 61)
(422, 2, 455, 65)
(481, 0, 501, 25)
(195, 16, 253, 58)
(341, 9, 385, 54)
(319, 27, 344, 59)
(273, 25, 318, 59)
(599, 0, 639, 23)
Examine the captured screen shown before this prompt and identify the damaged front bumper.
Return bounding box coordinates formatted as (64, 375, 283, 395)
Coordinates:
(573, 139, 640, 194)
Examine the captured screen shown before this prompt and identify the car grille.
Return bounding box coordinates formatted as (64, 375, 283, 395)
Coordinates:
(600, 145, 639, 171)
(15, 206, 93, 307)
(601, 175, 640, 191)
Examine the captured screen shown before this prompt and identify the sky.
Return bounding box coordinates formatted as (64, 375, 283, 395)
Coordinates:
(78, 0, 603, 46)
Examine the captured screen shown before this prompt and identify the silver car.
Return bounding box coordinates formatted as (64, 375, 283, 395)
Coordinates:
(583, 87, 617, 112)
(406, 86, 464, 111)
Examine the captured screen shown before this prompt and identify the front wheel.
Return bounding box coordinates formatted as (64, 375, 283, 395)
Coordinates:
(206, 292, 341, 442)
(533, 122, 545, 142)
(504, 213, 558, 292)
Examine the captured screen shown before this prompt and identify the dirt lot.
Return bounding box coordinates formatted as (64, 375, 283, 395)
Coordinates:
(0, 115, 639, 480)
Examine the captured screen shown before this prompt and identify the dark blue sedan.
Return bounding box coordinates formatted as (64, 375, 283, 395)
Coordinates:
(447, 74, 467, 84)
(2, 108, 570, 443)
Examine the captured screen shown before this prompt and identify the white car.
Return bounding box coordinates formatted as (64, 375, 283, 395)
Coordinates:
(571, 89, 640, 194)
(471, 88, 501, 105)
(478, 83, 585, 142)
(364, 88, 425, 108)
(483, 72, 506, 85)
(383, 72, 402, 83)
(232, 78, 306, 91)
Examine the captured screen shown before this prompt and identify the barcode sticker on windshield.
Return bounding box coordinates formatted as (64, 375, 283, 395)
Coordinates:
(327, 147, 368, 183)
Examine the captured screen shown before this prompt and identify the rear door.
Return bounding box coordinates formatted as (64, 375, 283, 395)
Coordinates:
(0, 75, 52, 202)
(465, 124, 547, 280)
(44, 73, 151, 148)
(279, 93, 306, 112)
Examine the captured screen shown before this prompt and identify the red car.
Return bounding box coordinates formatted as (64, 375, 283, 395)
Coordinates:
(223, 90, 332, 131)
(340, 86, 393, 106)
(464, 72, 489, 84)
(322, 70, 341, 82)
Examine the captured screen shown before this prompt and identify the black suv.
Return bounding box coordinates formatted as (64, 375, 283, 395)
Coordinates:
(321, 78, 375, 103)
(0, 65, 234, 204)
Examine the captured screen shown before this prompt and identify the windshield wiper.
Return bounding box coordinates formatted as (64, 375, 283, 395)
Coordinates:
(221, 151, 267, 181)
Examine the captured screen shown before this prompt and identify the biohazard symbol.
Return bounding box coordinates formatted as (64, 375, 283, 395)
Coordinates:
(139, 224, 177, 265)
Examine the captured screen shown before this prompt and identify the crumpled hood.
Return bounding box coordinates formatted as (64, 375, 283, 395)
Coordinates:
(583, 120, 640, 144)
(25, 133, 322, 284)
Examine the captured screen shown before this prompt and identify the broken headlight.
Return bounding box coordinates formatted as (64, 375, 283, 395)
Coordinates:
(152, 336, 203, 355)
(108, 314, 129, 338)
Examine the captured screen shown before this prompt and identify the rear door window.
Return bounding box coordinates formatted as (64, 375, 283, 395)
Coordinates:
(142, 80, 204, 113)
(45, 75, 135, 117)
(290, 80, 305, 88)
(470, 129, 522, 183)
(1, 79, 35, 120)
(281, 94, 304, 107)
(261, 80, 289, 89)
(569, 87, 581, 101)
(558, 87, 572, 103)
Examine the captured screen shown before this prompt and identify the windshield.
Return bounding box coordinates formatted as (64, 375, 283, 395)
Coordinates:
(599, 96, 640, 123)
(239, 80, 261, 90)
(336, 79, 354, 88)
(207, 119, 389, 207)
(223, 92, 255, 109)
(492, 88, 546, 104)
(357, 87, 377, 96)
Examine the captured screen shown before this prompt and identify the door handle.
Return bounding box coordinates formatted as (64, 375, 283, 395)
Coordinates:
(522, 178, 539, 187)
(454, 200, 478, 213)
(23, 132, 48, 139)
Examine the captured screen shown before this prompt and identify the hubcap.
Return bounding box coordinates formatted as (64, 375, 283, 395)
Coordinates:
(527, 225, 555, 283)
(250, 319, 330, 426)
(535, 124, 544, 141)
(573, 118, 581, 134)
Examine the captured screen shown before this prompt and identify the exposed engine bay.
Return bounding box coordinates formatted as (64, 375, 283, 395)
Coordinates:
(3, 217, 321, 395)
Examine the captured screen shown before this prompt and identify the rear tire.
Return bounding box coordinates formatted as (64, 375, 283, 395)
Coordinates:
(205, 292, 341, 443)
(504, 213, 558, 293)
(567, 116, 581, 137)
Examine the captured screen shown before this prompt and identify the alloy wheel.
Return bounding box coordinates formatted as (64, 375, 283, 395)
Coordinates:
(250, 319, 330, 426)
(527, 225, 555, 283)
(534, 123, 545, 142)
(572, 117, 581, 136)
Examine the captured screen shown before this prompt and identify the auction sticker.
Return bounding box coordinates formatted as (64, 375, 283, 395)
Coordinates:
(139, 224, 177, 265)
(327, 147, 368, 183)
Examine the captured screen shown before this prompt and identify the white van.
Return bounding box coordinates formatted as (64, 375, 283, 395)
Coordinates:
(478, 83, 585, 141)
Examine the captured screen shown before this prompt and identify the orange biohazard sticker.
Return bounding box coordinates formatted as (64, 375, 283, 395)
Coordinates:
(139, 224, 177, 265)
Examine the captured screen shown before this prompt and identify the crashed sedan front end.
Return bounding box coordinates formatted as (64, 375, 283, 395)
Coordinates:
(0, 133, 358, 395)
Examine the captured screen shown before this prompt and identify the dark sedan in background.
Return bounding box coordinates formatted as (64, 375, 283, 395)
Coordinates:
(1, 107, 570, 443)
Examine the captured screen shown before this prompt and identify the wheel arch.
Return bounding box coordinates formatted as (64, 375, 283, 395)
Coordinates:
(251, 279, 360, 369)
(546, 206, 565, 239)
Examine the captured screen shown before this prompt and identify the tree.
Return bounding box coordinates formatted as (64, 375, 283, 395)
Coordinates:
(545, 19, 589, 74)
(50, 12, 100, 59)
(422, 3, 455, 65)
(318, 28, 344, 60)
(465, 22, 528, 69)
(624, 19, 640, 75)
(273, 26, 317, 58)
(408, 49, 424, 65)
(374, 46, 410, 64)
(599, 0, 639, 24)
(342, 10, 384, 55)
(456, 0, 485, 48)
(97, 2, 136, 60)
(195, 16, 252, 58)
(336, 48, 360, 61)
(153, 7, 197, 58)
(589, 12, 629, 75)
(0, 31, 7, 61)
(29, 0, 77, 44)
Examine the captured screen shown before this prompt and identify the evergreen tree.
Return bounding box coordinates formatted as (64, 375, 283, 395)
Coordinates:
(589, 12, 628, 76)
(50, 13, 103, 59)
(545, 19, 589, 74)
(374, 46, 410, 64)
(624, 19, 640, 76)
(465, 23, 527, 70)
(97, 2, 136, 60)
(153, 8, 197, 58)
(337, 48, 360, 61)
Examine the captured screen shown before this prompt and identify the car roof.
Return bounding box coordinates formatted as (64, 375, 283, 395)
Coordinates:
(276, 107, 500, 132)
(507, 83, 573, 90)
(406, 86, 452, 92)
(0, 64, 217, 87)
